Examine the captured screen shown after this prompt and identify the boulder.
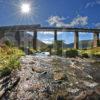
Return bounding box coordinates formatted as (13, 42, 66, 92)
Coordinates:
(95, 86, 100, 95)
(32, 66, 45, 73)
(53, 72, 67, 81)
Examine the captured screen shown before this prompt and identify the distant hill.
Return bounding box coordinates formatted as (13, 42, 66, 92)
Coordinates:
(53, 40, 93, 49)
(0, 32, 47, 49)
(20, 33, 47, 49)
(46, 40, 94, 49)
(66, 40, 93, 49)
(1, 31, 96, 49)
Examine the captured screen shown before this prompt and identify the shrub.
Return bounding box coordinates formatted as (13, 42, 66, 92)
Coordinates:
(20, 47, 36, 54)
(0, 67, 11, 77)
(79, 47, 100, 58)
(29, 48, 36, 54)
(91, 53, 100, 58)
(66, 49, 78, 57)
(7, 56, 20, 69)
(4, 40, 13, 47)
(0, 45, 25, 77)
(56, 49, 63, 56)
(81, 53, 89, 58)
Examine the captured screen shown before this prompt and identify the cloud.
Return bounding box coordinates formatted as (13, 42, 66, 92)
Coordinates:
(85, 2, 95, 8)
(95, 23, 100, 28)
(42, 40, 52, 44)
(47, 15, 88, 27)
(26, 31, 33, 35)
(38, 31, 62, 35)
(39, 31, 54, 35)
(42, 38, 54, 44)
(69, 15, 88, 27)
(96, 0, 100, 4)
(47, 16, 66, 27)
(85, 0, 100, 8)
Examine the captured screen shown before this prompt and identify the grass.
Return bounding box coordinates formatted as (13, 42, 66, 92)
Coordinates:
(79, 47, 100, 57)
(0, 45, 25, 77)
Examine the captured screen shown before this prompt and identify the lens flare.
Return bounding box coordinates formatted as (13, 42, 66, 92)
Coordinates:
(21, 3, 31, 13)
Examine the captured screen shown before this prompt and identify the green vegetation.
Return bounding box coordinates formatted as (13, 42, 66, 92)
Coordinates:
(49, 44, 100, 58)
(29, 48, 37, 54)
(54, 41, 63, 56)
(50, 40, 63, 56)
(0, 44, 25, 77)
(40, 39, 100, 58)
(65, 47, 100, 58)
(79, 47, 100, 58)
(66, 49, 78, 57)
(19, 46, 37, 54)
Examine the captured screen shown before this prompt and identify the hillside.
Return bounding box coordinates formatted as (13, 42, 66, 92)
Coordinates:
(0, 32, 47, 49)
(0, 31, 98, 50)
(64, 40, 93, 49)
(47, 40, 93, 49)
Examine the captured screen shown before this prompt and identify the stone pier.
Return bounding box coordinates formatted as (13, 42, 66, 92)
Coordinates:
(54, 30, 57, 42)
(0, 31, 4, 40)
(33, 30, 37, 50)
(93, 32, 99, 47)
(15, 31, 20, 47)
(74, 31, 79, 49)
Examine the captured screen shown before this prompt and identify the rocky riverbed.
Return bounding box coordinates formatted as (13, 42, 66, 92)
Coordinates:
(0, 55, 100, 100)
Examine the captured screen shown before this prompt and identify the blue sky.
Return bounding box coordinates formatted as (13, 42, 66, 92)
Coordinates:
(0, 0, 100, 44)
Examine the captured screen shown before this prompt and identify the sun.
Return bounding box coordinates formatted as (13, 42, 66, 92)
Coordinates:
(21, 3, 31, 14)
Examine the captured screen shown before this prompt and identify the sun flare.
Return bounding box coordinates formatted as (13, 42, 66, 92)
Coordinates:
(21, 3, 31, 14)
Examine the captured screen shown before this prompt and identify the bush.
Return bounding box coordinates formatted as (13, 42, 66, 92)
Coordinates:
(51, 49, 63, 56)
(29, 48, 36, 54)
(4, 40, 13, 47)
(20, 47, 36, 54)
(81, 53, 89, 58)
(0, 67, 11, 77)
(56, 49, 63, 56)
(7, 56, 20, 69)
(0, 45, 25, 77)
(66, 49, 78, 57)
(78, 47, 100, 58)
(91, 54, 100, 58)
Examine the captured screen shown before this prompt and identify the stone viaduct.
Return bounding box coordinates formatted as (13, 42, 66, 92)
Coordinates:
(0, 25, 100, 50)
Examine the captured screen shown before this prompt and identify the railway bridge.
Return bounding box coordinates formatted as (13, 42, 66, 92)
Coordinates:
(0, 25, 100, 50)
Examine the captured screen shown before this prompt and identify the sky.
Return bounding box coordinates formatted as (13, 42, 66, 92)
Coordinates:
(0, 0, 100, 44)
